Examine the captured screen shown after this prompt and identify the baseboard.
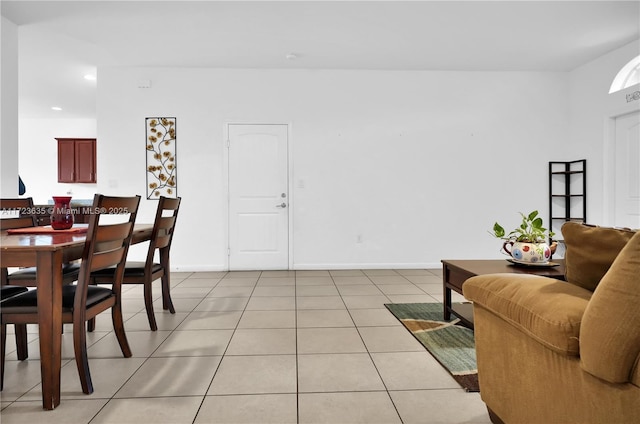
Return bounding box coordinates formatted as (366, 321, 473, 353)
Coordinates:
(292, 262, 442, 270)
(171, 262, 442, 272)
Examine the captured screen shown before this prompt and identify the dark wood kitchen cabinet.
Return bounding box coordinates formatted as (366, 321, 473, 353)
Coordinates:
(57, 138, 96, 183)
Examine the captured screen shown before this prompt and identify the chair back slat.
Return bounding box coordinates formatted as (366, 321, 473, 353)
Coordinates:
(154, 216, 177, 249)
(0, 198, 37, 230)
(145, 196, 181, 268)
(90, 247, 127, 272)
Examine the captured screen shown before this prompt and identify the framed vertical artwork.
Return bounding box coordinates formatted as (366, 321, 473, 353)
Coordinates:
(145, 117, 177, 199)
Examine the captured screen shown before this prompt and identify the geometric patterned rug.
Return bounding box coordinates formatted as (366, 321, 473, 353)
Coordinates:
(384, 302, 479, 392)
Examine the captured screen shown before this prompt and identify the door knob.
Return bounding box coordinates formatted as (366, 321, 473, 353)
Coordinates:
(276, 203, 287, 208)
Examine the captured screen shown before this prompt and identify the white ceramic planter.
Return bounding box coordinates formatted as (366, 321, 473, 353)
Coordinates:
(502, 241, 552, 264)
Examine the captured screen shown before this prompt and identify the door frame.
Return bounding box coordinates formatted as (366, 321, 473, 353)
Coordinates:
(223, 122, 294, 270)
(603, 109, 640, 226)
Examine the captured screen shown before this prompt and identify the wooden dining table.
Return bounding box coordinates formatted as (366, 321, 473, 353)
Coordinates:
(0, 224, 153, 410)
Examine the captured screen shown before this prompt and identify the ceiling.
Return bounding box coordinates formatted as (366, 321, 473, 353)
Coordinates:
(2, 0, 639, 119)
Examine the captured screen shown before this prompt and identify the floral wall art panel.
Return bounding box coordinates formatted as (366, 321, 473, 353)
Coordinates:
(146, 117, 177, 199)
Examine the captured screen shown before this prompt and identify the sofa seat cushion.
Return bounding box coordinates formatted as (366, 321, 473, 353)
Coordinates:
(562, 222, 636, 292)
(463, 273, 592, 356)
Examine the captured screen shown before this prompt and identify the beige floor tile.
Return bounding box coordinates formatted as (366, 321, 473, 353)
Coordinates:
(377, 284, 424, 295)
(389, 389, 491, 424)
(170, 286, 215, 298)
(237, 310, 296, 328)
(116, 356, 221, 397)
(226, 328, 296, 355)
(93, 397, 203, 424)
(196, 394, 297, 424)
(387, 294, 439, 303)
(296, 270, 331, 277)
(298, 353, 385, 392)
(176, 310, 243, 330)
(428, 268, 444, 277)
(329, 270, 366, 276)
(88, 330, 172, 358)
(0, 399, 108, 424)
(175, 277, 220, 288)
(215, 277, 258, 286)
(3, 270, 474, 423)
(337, 285, 383, 296)
(193, 297, 249, 312)
(155, 297, 202, 313)
(152, 329, 233, 356)
(0, 359, 51, 402)
(208, 355, 297, 395)
(342, 295, 390, 309)
(406, 275, 443, 284)
(245, 296, 296, 311)
(295, 276, 334, 285)
(358, 326, 425, 352)
(296, 285, 340, 296)
(260, 270, 296, 277)
(298, 328, 366, 354)
(332, 276, 374, 285)
(124, 311, 189, 331)
(189, 271, 228, 279)
(296, 296, 346, 310)
(256, 277, 296, 286)
(371, 352, 462, 390)
(363, 269, 400, 276)
(299, 392, 402, 424)
(395, 269, 435, 276)
(20, 357, 146, 401)
(296, 309, 355, 328)
(350, 308, 403, 327)
(224, 271, 262, 278)
(252, 285, 296, 296)
(415, 282, 444, 294)
(368, 275, 410, 284)
(207, 285, 254, 298)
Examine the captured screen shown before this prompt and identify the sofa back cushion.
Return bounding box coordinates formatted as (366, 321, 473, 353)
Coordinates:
(580, 230, 640, 384)
(562, 222, 636, 292)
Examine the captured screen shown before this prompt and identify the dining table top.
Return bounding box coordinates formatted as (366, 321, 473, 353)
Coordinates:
(1, 223, 153, 251)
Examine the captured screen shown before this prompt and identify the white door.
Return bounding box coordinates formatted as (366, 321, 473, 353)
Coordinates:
(227, 124, 289, 270)
(614, 111, 640, 228)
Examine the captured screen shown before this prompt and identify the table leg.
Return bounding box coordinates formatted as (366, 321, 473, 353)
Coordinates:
(443, 264, 452, 321)
(36, 251, 63, 410)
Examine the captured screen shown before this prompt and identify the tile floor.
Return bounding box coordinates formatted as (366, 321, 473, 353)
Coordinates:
(0, 269, 491, 424)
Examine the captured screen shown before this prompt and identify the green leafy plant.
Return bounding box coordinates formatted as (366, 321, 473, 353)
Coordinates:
(491, 210, 555, 243)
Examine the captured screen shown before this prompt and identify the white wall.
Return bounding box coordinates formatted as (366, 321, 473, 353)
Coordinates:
(96, 68, 569, 270)
(1, 16, 19, 197)
(568, 39, 640, 226)
(18, 118, 97, 202)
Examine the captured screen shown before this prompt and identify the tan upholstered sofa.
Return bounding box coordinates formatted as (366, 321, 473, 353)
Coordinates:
(463, 222, 640, 424)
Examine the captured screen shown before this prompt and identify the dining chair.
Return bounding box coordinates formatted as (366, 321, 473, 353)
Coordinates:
(0, 194, 140, 394)
(0, 286, 29, 364)
(0, 197, 80, 287)
(90, 196, 181, 331)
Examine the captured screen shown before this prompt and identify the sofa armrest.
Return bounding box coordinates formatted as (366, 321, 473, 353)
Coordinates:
(463, 273, 592, 355)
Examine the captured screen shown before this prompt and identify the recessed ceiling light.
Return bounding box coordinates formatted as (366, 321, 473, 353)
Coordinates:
(51, 106, 62, 111)
(84, 74, 96, 81)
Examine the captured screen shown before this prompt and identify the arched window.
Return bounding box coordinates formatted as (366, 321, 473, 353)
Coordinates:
(609, 55, 640, 94)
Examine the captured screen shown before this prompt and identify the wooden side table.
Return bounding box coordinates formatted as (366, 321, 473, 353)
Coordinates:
(441, 259, 565, 328)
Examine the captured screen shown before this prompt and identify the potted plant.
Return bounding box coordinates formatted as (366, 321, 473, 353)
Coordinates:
(491, 210, 556, 264)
